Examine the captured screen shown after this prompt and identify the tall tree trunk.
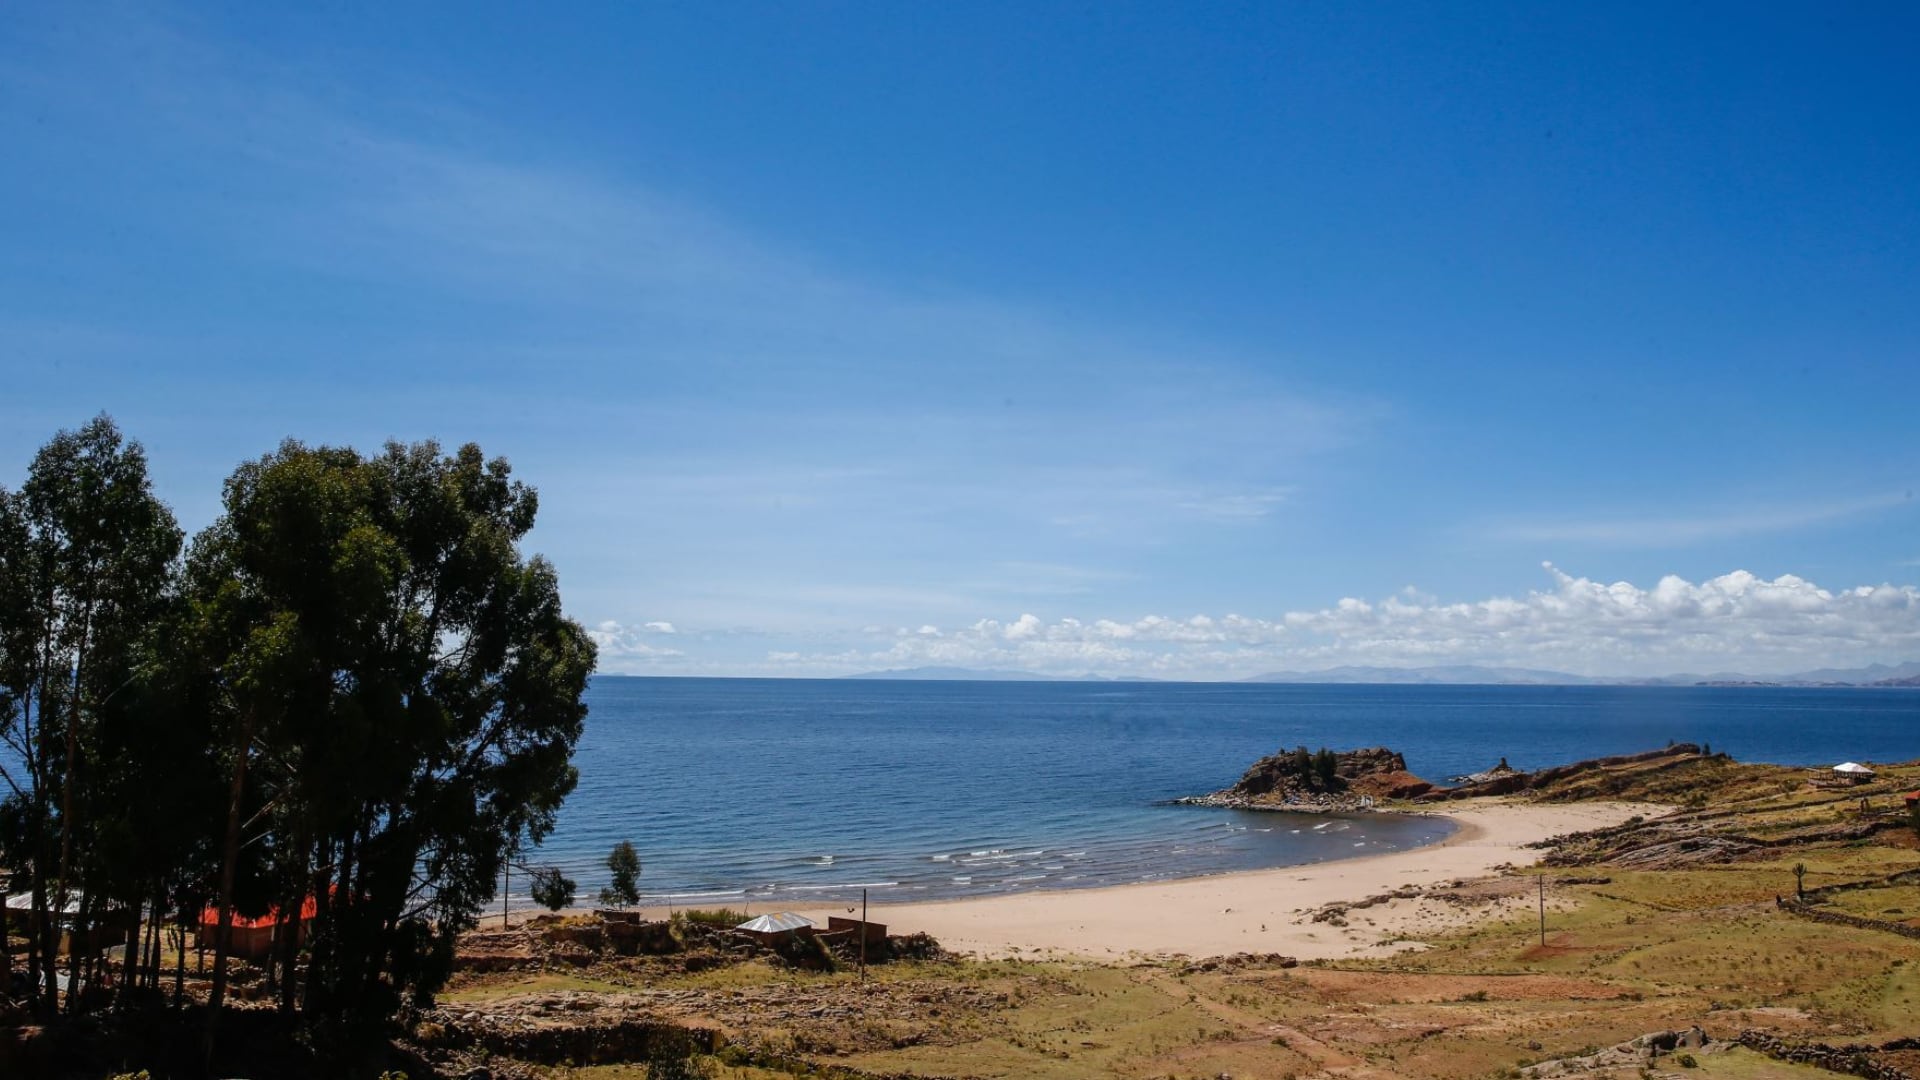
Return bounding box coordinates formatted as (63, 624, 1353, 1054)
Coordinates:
(31, 871, 55, 1014)
(276, 897, 301, 1018)
(172, 909, 186, 1009)
(119, 896, 143, 1007)
(52, 587, 95, 1013)
(301, 845, 338, 1017)
(66, 885, 98, 1016)
(147, 888, 164, 991)
(33, 660, 60, 1014)
(204, 709, 254, 1065)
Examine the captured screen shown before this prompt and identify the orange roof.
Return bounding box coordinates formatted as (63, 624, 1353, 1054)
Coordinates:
(1904, 791, 1920, 801)
(200, 893, 319, 930)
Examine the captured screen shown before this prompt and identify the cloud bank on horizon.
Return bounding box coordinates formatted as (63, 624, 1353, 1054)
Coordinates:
(590, 563, 1920, 680)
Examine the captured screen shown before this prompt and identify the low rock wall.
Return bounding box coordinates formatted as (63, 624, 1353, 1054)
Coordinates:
(1737, 1030, 1915, 1080)
(1802, 867, 1920, 902)
(1779, 899, 1920, 940)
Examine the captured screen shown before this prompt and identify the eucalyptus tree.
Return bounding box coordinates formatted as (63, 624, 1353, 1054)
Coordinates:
(189, 438, 595, 1041)
(0, 415, 181, 1014)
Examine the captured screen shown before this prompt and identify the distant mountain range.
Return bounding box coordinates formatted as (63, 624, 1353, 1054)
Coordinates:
(842, 662, 1920, 687)
(842, 666, 1158, 683)
(1244, 661, 1920, 687)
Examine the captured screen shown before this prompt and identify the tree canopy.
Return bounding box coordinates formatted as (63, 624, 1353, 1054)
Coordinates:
(0, 420, 596, 1057)
(0, 415, 184, 1013)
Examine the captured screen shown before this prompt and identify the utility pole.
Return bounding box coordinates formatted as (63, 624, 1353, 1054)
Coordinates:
(859, 888, 868, 981)
(1537, 874, 1546, 948)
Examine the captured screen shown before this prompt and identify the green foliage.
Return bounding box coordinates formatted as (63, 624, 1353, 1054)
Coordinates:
(0, 415, 186, 1013)
(647, 1052, 709, 1080)
(602, 839, 642, 907)
(1676, 1052, 1699, 1068)
(1313, 747, 1340, 792)
(187, 437, 597, 1027)
(1, 420, 596, 1042)
(675, 907, 749, 927)
(529, 866, 577, 912)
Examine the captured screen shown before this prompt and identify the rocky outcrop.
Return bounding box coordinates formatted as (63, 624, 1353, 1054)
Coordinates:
(1330, 747, 1410, 780)
(1450, 757, 1522, 785)
(1183, 746, 1430, 809)
(1424, 744, 1703, 801)
(1522, 1027, 1710, 1077)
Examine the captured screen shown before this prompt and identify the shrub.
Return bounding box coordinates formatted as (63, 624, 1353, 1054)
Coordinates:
(601, 840, 642, 907)
(676, 907, 750, 927)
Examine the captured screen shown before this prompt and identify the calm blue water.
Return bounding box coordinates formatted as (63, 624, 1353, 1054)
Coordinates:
(521, 678, 1920, 908)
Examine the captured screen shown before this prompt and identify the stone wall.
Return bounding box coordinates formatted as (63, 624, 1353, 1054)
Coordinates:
(1738, 1030, 1915, 1080)
(1802, 867, 1920, 903)
(1779, 899, 1920, 941)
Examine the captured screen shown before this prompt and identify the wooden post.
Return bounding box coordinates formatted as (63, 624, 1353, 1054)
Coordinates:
(859, 888, 868, 982)
(503, 864, 510, 929)
(1537, 874, 1546, 947)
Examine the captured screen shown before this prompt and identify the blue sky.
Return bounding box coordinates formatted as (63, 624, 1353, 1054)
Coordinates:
(3, 2, 1918, 678)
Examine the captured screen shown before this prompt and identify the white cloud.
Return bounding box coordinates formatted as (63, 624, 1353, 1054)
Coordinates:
(684, 564, 1920, 679)
(1003, 613, 1043, 641)
(587, 620, 686, 672)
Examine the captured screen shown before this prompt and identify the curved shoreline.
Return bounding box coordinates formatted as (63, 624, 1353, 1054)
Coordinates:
(790, 798, 1652, 960)
(577, 798, 1654, 961)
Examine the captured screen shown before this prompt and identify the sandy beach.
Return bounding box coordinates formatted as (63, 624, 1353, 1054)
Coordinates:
(573, 799, 1660, 961)
(756, 798, 1657, 961)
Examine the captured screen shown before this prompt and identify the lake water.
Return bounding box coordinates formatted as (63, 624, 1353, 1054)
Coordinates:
(523, 677, 1919, 908)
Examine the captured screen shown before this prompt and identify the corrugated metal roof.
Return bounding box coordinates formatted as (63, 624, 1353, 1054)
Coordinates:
(6, 893, 80, 915)
(737, 911, 813, 933)
(1833, 762, 1875, 773)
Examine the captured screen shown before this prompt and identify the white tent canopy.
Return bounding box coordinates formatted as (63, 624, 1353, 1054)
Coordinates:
(736, 911, 813, 934)
(1833, 762, 1876, 774)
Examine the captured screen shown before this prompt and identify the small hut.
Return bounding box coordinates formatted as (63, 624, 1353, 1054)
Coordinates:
(199, 895, 319, 961)
(735, 911, 814, 946)
(1832, 762, 1877, 785)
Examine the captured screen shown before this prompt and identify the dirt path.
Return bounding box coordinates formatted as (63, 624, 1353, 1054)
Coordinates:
(1138, 969, 1407, 1079)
